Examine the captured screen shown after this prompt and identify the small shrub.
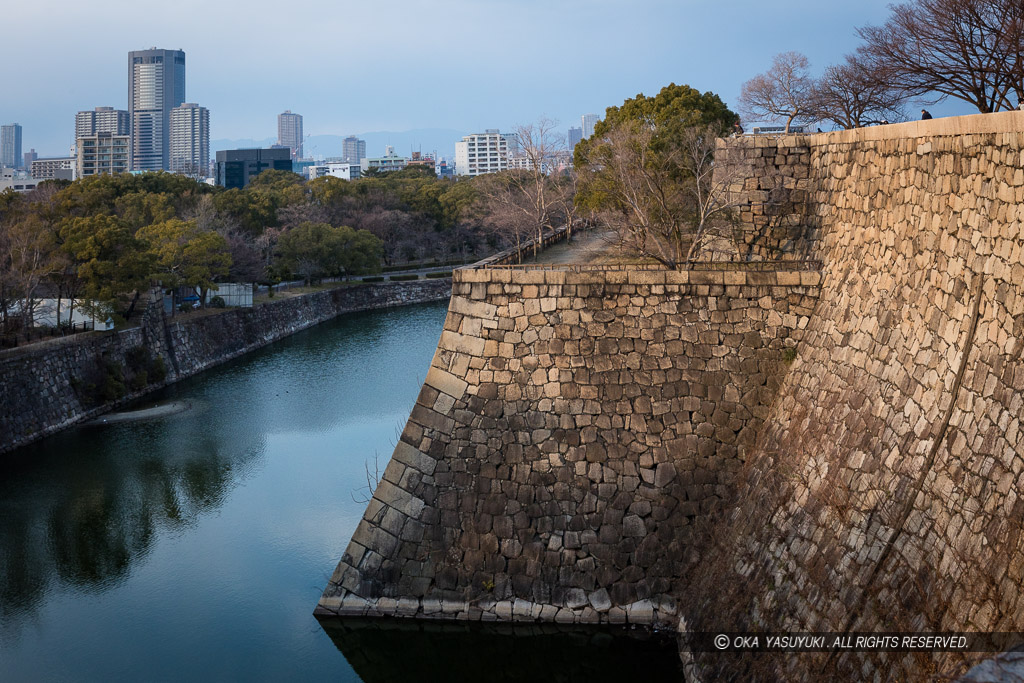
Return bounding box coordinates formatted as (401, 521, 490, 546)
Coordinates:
(209, 295, 226, 308)
(151, 356, 167, 383)
(99, 361, 126, 402)
(426, 271, 453, 279)
(125, 346, 149, 372)
(782, 346, 798, 364)
(129, 371, 148, 391)
(390, 274, 419, 281)
(361, 276, 385, 282)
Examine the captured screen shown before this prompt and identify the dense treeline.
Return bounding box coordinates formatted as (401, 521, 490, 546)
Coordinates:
(0, 166, 495, 334)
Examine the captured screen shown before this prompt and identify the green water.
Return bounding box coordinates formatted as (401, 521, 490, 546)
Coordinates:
(0, 301, 680, 681)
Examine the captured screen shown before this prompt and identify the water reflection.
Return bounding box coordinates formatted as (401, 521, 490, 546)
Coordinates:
(0, 406, 265, 627)
(0, 301, 444, 643)
(319, 618, 683, 682)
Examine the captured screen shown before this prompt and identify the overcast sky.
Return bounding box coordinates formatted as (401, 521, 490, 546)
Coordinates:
(4, 0, 978, 157)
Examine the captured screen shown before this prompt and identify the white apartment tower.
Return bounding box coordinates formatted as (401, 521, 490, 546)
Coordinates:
(76, 107, 130, 139)
(454, 129, 512, 176)
(170, 103, 210, 176)
(581, 113, 599, 139)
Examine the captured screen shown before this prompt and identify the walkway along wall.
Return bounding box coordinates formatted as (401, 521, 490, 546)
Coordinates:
(685, 111, 1024, 679)
(317, 266, 820, 625)
(0, 280, 451, 455)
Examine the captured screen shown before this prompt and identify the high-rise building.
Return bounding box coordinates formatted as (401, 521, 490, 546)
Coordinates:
(581, 113, 599, 139)
(170, 103, 209, 176)
(567, 126, 583, 151)
(24, 149, 37, 169)
(277, 110, 303, 160)
(76, 106, 130, 138)
(454, 129, 511, 176)
(1, 123, 23, 168)
(77, 132, 130, 177)
(342, 135, 366, 164)
(129, 48, 186, 171)
(215, 148, 292, 189)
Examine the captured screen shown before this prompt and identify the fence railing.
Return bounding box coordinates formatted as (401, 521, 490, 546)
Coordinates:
(0, 320, 96, 349)
(479, 259, 823, 272)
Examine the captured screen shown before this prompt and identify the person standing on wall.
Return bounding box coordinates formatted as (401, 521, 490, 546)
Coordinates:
(921, 109, 933, 120)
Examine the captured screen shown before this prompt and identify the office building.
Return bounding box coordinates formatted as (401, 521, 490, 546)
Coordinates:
(170, 103, 209, 175)
(215, 148, 292, 189)
(342, 135, 366, 164)
(24, 149, 37, 169)
(568, 126, 582, 151)
(77, 132, 131, 177)
(277, 110, 303, 160)
(454, 129, 511, 176)
(129, 48, 186, 171)
(31, 157, 76, 180)
(581, 113, 599, 139)
(76, 106, 130, 138)
(1, 123, 23, 168)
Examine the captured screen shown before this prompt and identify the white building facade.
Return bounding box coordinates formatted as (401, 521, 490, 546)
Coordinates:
(169, 103, 210, 175)
(454, 130, 513, 176)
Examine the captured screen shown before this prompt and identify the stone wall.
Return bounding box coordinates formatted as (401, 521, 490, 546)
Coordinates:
(317, 267, 820, 626)
(687, 111, 1024, 678)
(0, 280, 451, 455)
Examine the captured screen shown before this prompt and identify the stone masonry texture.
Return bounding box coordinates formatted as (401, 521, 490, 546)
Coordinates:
(320, 110, 1024, 680)
(317, 268, 819, 626)
(0, 280, 450, 455)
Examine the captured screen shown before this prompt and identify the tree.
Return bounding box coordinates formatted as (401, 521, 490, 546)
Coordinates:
(477, 118, 567, 257)
(811, 54, 907, 129)
(60, 215, 153, 320)
(136, 219, 231, 308)
(577, 121, 743, 268)
(739, 52, 815, 133)
(275, 222, 382, 283)
(858, 0, 1024, 112)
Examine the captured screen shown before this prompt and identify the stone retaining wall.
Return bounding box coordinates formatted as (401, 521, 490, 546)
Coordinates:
(317, 267, 820, 626)
(689, 111, 1024, 679)
(0, 280, 451, 455)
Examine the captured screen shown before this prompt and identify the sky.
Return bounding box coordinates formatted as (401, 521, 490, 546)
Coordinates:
(3, 0, 982, 158)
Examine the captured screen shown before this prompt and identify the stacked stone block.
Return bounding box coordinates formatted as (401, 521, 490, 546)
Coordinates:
(318, 268, 820, 626)
(694, 111, 1024, 678)
(714, 135, 819, 261)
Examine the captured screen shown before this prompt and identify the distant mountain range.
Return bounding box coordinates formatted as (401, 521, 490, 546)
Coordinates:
(211, 128, 469, 161)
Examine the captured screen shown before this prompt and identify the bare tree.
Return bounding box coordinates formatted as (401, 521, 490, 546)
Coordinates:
(858, 0, 1024, 112)
(589, 122, 743, 268)
(478, 118, 567, 257)
(812, 54, 908, 128)
(739, 52, 815, 133)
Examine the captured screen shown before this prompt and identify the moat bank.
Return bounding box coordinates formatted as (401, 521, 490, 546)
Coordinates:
(0, 279, 450, 455)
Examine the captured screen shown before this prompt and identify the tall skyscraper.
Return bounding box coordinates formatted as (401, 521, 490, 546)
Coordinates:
(170, 103, 209, 175)
(24, 149, 37, 170)
(129, 48, 186, 171)
(76, 107, 130, 138)
(581, 113, 599, 139)
(1, 123, 23, 168)
(277, 110, 303, 160)
(342, 135, 366, 164)
(567, 126, 582, 151)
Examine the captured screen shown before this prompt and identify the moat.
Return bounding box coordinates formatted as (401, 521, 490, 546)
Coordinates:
(0, 300, 679, 681)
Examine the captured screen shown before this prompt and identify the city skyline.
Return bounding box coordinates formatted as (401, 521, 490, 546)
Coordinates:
(5, 0, 988, 159)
